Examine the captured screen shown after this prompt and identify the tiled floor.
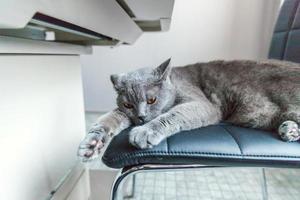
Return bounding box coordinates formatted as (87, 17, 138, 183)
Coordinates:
(123, 168, 300, 200)
(126, 169, 263, 200)
(86, 112, 300, 200)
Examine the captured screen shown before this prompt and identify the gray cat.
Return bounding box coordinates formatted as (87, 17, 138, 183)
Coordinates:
(78, 59, 300, 161)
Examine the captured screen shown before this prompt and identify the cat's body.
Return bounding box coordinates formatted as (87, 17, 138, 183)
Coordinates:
(172, 60, 300, 130)
(78, 59, 300, 161)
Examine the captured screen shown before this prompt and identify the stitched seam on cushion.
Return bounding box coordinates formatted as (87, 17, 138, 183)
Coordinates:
(282, 0, 300, 59)
(274, 27, 300, 33)
(221, 126, 243, 155)
(291, 1, 300, 29)
(289, 28, 300, 31)
(103, 151, 300, 163)
(166, 137, 169, 153)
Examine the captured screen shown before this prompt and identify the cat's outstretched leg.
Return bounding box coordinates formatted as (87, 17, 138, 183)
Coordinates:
(278, 121, 300, 142)
(78, 109, 131, 162)
(129, 101, 221, 149)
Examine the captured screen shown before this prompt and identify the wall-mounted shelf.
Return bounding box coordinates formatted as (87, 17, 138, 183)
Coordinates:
(118, 0, 175, 32)
(0, 0, 174, 46)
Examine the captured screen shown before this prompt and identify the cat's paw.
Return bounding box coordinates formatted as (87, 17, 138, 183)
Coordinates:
(77, 127, 107, 162)
(278, 121, 300, 142)
(129, 126, 163, 149)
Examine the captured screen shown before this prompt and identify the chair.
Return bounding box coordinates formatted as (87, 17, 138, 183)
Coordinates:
(102, 0, 300, 199)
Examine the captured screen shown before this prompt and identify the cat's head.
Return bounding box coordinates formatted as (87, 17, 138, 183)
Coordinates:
(110, 58, 175, 125)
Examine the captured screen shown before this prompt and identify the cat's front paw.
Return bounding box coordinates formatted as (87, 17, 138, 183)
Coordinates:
(278, 121, 300, 142)
(129, 126, 163, 149)
(77, 127, 107, 162)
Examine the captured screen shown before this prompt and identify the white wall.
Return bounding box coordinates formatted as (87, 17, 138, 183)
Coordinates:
(81, 0, 282, 112)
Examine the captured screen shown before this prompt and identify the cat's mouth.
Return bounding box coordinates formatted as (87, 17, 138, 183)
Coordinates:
(134, 120, 146, 125)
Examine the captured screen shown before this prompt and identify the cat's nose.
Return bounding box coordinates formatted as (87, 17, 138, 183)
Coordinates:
(138, 116, 145, 123)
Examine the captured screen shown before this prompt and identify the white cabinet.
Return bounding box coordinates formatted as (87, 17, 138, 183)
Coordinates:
(0, 53, 86, 200)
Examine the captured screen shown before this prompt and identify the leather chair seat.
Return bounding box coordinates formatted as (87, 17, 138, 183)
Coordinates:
(102, 124, 300, 168)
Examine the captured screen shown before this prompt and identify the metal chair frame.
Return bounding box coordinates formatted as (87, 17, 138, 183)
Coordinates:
(110, 164, 269, 200)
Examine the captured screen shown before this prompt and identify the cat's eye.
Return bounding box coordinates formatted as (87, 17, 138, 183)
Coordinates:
(123, 103, 133, 109)
(147, 97, 157, 104)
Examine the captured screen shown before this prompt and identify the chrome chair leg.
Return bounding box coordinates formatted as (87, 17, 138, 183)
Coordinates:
(110, 166, 141, 200)
(110, 164, 219, 200)
(123, 174, 136, 199)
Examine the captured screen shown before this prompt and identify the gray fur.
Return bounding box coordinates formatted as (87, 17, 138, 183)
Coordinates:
(78, 59, 300, 161)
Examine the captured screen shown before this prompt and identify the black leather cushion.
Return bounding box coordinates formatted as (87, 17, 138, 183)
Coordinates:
(102, 124, 300, 168)
(269, 0, 300, 62)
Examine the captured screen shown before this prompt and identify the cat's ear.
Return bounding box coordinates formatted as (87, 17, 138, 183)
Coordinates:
(154, 58, 171, 81)
(110, 74, 122, 91)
